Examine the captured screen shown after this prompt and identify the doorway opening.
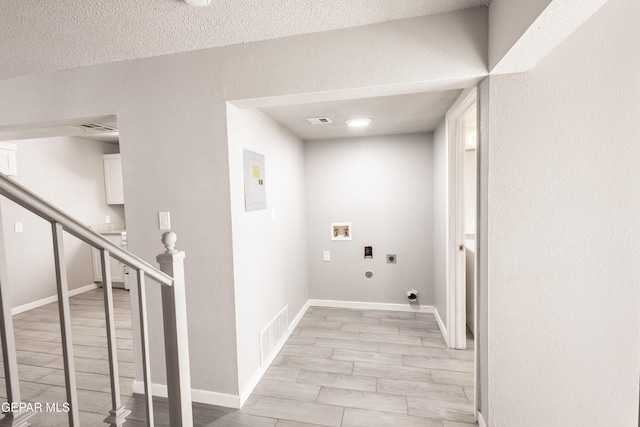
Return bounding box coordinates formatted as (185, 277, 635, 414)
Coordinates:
(444, 86, 479, 419)
(462, 97, 478, 347)
(444, 87, 478, 349)
(0, 116, 127, 313)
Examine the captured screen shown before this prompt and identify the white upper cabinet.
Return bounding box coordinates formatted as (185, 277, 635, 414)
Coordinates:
(0, 143, 17, 176)
(103, 153, 124, 204)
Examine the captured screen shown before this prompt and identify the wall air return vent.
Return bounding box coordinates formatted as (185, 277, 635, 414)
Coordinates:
(306, 117, 333, 125)
(259, 304, 289, 366)
(72, 123, 118, 133)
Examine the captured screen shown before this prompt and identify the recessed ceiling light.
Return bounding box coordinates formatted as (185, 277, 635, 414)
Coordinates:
(345, 118, 372, 127)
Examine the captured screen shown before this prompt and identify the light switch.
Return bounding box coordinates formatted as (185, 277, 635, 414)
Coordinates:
(270, 208, 276, 222)
(158, 212, 171, 230)
(323, 251, 330, 262)
(14, 222, 23, 233)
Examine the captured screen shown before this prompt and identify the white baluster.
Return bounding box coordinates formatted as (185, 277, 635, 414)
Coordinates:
(52, 222, 80, 426)
(100, 249, 130, 427)
(136, 269, 155, 426)
(157, 232, 193, 427)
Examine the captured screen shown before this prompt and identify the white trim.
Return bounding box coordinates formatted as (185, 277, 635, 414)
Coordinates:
(11, 283, 98, 315)
(308, 299, 434, 313)
(446, 87, 477, 119)
(290, 299, 311, 329)
(190, 388, 240, 409)
(131, 380, 242, 409)
(191, 388, 240, 409)
(433, 307, 449, 344)
(237, 299, 310, 407)
(445, 86, 477, 350)
(478, 411, 487, 427)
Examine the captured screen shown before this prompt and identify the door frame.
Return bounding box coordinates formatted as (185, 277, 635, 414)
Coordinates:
(445, 87, 477, 350)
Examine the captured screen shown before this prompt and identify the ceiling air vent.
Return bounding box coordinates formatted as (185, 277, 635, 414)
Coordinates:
(306, 117, 333, 125)
(72, 123, 118, 133)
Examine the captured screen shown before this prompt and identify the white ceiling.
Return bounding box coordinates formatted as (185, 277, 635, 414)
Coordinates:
(0, 0, 489, 81)
(258, 90, 463, 140)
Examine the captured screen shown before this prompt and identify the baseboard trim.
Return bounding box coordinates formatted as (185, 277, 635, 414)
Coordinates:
(308, 299, 434, 313)
(478, 411, 487, 427)
(433, 307, 449, 344)
(131, 381, 242, 409)
(237, 299, 311, 407)
(191, 388, 241, 408)
(12, 283, 99, 315)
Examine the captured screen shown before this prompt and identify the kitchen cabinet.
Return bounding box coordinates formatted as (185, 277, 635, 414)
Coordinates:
(103, 153, 124, 204)
(0, 143, 17, 176)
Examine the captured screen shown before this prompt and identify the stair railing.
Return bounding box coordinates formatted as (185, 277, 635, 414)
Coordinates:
(0, 173, 193, 427)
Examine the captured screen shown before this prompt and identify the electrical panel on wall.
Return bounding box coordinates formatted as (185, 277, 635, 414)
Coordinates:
(243, 149, 266, 211)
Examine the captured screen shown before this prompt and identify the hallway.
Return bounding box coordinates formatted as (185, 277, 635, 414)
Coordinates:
(1, 289, 476, 426)
(247, 305, 476, 426)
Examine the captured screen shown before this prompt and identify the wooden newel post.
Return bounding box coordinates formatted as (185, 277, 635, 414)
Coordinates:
(157, 232, 193, 427)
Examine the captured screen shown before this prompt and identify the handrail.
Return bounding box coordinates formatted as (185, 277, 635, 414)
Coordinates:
(0, 173, 173, 287)
(0, 172, 192, 426)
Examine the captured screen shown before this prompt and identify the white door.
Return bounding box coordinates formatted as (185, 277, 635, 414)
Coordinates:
(445, 87, 478, 350)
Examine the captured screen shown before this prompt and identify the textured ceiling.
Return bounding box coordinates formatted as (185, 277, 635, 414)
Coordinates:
(0, 0, 489, 80)
(258, 90, 463, 140)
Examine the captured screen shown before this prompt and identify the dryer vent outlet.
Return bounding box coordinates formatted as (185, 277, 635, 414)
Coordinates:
(406, 289, 419, 302)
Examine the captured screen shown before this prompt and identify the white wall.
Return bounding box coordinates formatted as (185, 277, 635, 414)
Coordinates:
(432, 122, 447, 326)
(305, 134, 433, 306)
(0, 136, 123, 307)
(488, 0, 552, 69)
(227, 105, 308, 395)
(464, 150, 477, 235)
(0, 8, 487, 399)
(489, 0, 608, 74)
(487, 0, 640, 425)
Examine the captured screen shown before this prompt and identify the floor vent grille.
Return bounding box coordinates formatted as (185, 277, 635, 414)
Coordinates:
(259, 304, 288, 366)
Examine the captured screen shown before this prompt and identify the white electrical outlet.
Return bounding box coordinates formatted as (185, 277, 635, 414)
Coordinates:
(270, 208, 276, 222)
(323, 251, 330, 262)
(14, 222, 23, 233)
(158, 212, 171, 230)
(105, 216, 111, 224)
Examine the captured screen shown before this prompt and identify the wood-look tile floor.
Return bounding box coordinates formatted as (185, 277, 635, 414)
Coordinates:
(1, 290, 477, 426)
